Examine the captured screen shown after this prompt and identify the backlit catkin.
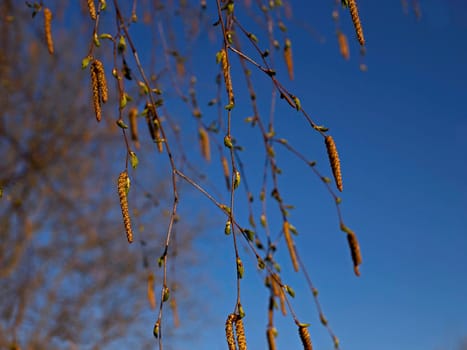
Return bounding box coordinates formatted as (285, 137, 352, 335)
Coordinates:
(225, 313, 237, 350)
(129, 107, 140, 149)
(347, 232, 362, 276)
(92, 59, 108, 103)
(324, 135, 343, 192)
(90, 63, 101, 122)
(348, 0, 365, 46)
(117, 171, 133, 243)
(87, 0, 97, 20)
(147, 272, 156, 309)
(221, 156, 230, 190)
(284, 39, 294, 80)
(220, 49, 234, 107)
(170, 297, 180, 328)
(283, 221, 299, 272)
(235, 317, 247, 350)
(298, 326, 313, 350)
(43, 8, 54, 55)
(337, 31, 350, 60)
(198, 127, 211, 161)
(266, 328, 277, 350)
(271, 274, 286, 315)
(90, 59, 108, 122)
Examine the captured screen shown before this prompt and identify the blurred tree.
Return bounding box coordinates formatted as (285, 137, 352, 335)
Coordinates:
(0, 2, 202, 349)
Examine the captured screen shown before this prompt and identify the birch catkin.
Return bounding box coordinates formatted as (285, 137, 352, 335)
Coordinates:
(170, 297, 180, 328)
(92, 59, 108, 103)
(348, 0, 365, 46)
(129, 107, 140, 149)
(147, 272, 156, 309)
(90, 63, 101, 122)
(87, 0, 97, 20)
(235, 317, 247, 350)
(198, 127, 211, 161)
(298, 325, 313, 350)
(43, 8, 54, 55)
(219, 49, 234, 107)
(221, 156, 230, 190)
(284, 39, 294, 80)
(117, 171, 133, 243)
(283, 221, 299, 272)
(324, 135, 343, 192)
(266, 328, 277, 350)
(90, 59, 108, 122)
(225, 313, 236, 350)
(337, 31, 350, 60)
(347, 232, 362, 276)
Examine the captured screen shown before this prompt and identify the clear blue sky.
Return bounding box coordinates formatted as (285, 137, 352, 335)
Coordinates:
(174, 1, 467, 350)
(58, 1, 467, 349)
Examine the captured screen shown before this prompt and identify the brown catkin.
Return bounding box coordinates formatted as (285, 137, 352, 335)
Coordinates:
(235, 317, 247, 350)
(266, 328, 277, 350)
(298, 326, 313, 350)
(221, 156, 230, 190)
(198, 127, 211, 161)
(147, 272, 156, 309)
(348, 0, 365, 46)
(43, 8, 54, 54)
(337, 31, 350, 60)
(92, 59, 108, 103)
(153, 118, 164, 153)
(324, 135, 343, 192)
(90, 64, 101, 122)
(220, 49, 234, 106)
(347, 232, 362, 276)
(283, 221, 299, 272)
(170, 297, 180, 328)
(129, 107, 140, 149)
(271, 274, 286, 315)
(283, 39, 294, 80)
(176, 57, 185, 78)
(225, 313, 237, 350)
(117, 171, 133, 243)
(87, 0, 97, 20)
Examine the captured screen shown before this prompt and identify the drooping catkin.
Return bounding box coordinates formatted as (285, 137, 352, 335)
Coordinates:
(90, 63, 101, 122)
(337, 31, 350, 60)
(92, 59, 108, 103)
(324, 135, 343, 192)
(270, 274, 286, 315)
(221, 156, 230, 190)
(235, 317, 247, 350)
(43, 8, 54, 55)
(347, 232, 362, 276)
(298, 325, 313, 350)
(225, 313, 237, 350)
(283, 38, 294, 80)
(198, 127, 211, 161)
(153, 117, 164, 153)
(170, 297, 180, 328)
(219, 49, 234, 107)
(283, 221, 299, 272)
(87, 0, 97, 20)
(348, 0, 365, 46)
(117, 171, 133, 243)
(147, 272, 156, 309)
(266, 328, 277, 350)
(129, 107, 140, 149)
